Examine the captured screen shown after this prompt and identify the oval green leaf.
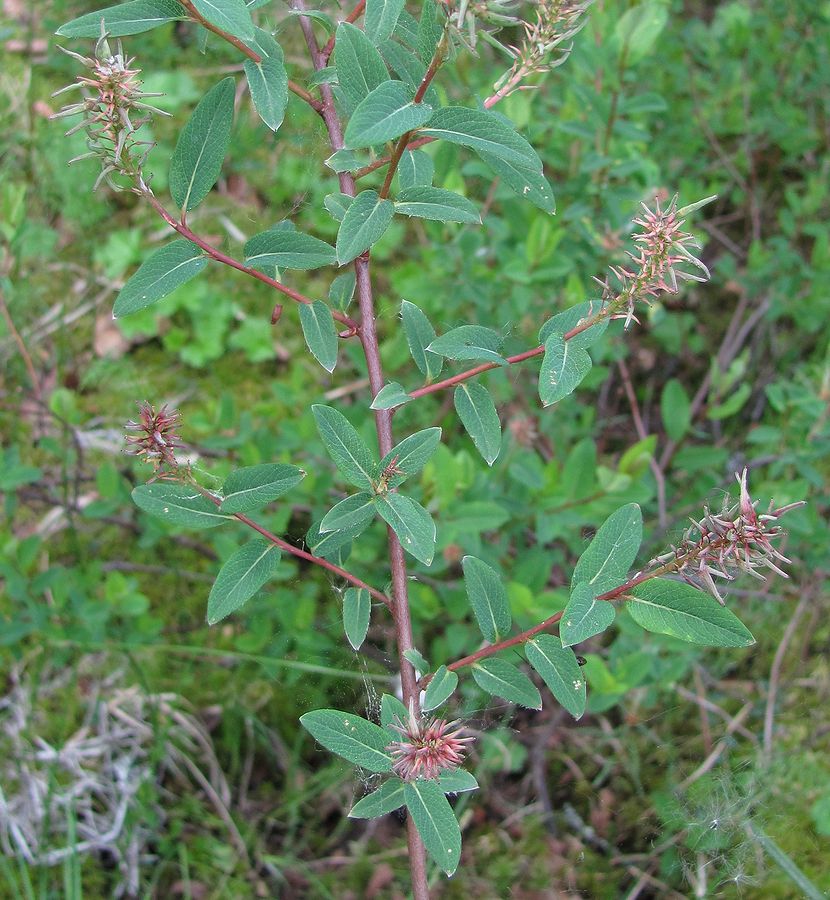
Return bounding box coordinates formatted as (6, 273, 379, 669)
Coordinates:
(300, 301, 339, 373)
(454, 383, 502, 466)
(423, 665, 458, 711)
(206, 539, 280, 624)
(627, 579, 755, 647)
(472, 658, 542, 709)
(220, 463, 306, 513)
(342, 586, 371, 650)
(404, 780, 462, 876)
(131, 483, 230, 529)
(525, 634, 586, 719)
(462, 555, 512, 643)
(113, 239, 207, 318)
(336, 190, 395, 264)
(300, 709, 393, 773)
(169, 77, 236, 213)
(559, 583, 615, 647)
(374, 492, 435, 566)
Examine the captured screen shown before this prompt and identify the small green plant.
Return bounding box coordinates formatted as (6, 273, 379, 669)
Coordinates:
(52, 1, 804, 894)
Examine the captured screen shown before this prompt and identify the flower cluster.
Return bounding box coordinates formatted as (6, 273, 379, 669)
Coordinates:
(387, 705, 474, 781)
(650, 469, 805, 604)
(599, 194, 714, 328)
(491, 0, 592, 93)
(124, 402, 184, 474)
(51, 28, 166, 191)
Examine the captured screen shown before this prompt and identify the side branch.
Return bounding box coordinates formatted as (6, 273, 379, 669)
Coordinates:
(199, 488, 392, 608)
(143, 191, 360, 332)
(321, 0, 366, 62)
(418, 568, 665, 688)
(178, 0, 323, 113)
(407, 313, 606, 400)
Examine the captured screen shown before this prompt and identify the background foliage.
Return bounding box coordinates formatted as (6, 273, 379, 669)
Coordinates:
(0, 0, 828, 896)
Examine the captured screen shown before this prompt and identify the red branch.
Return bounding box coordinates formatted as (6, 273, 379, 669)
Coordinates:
(199, 487, 392, 608)
(143, 192, 360, 332)
(321, 0, 366, 62)
(418, 569, 663, 688)
(407, 313, 606, 400)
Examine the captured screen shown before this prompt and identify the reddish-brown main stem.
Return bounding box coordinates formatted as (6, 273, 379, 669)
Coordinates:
(293, 4, 429, 896)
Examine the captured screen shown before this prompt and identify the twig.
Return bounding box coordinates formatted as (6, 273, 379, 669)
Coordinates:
(321, 0, 366, 62)
(143, 192, 360, 332)
(0, 287, 42, 400)
(617, 358, 667, 527)
(763, 593, 809, 764)
(676, 702, 752, 791)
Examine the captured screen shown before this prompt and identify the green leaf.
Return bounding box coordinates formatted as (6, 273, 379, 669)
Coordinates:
(378, 40, 440, 107)
(320, 492, 376, 535)
(454, 383, 501, 466)
(306, 518, 353, 560)
(370, 382, 411, 410)
(404, 780, 462, 876)
(627, 579, 755, 647)
(191, 0, 254, 39)
(380, 693, 409, 730)
(300, 301, 339, 373)
(312, 405, 378, 490)
(539, 333, 592, 406)
(206, 539, 280, 624)
(428, 325, 506, 365)
(285, 8, 334, 33)
(113, 240, 207, 317)
(349, 778, 405, 818)
(329, 271, 356, 311)
(708, 383, 751, 421)
(131, 483, 230, 529)
(342, 587, 371, 650)
(334, 22, 389, 107)
(661, 378, 691, 441)
(403, 648, 430, 672)
(344, 81, 432, 149)
(572, 503, 643, 593)
(472, 658, 542, 709)
(423, 665, 458, 711)
(398, 149, 434, 189)
(244, 41, 288, 132)
(401, 300, 442, 379)
(374, 493, 435, 565)
(525, 634, 586, 719)
(336, 190, 395, 264)
(364, 0, 406, 44)
(462, 555, 512, 643)
(559, 583, 615, 647)
(539, 301, 608, 349)
(421, 107, 541, 169)
(437, 769, 478, 794)
(169, 77, 236, 212)
(244, 230, 336, 270)
(378, 427, 442, 487)
(615, 2, 668, 62)
(324, 192, 353, 222)
(220, 463, 305, 513)
(57, 0, 182, 37)
(417, 0, 445, 63)
(299, 709, 393, 773)
(395, 187, 481, 224)
(325, 149, 363, 173)
(477, 149, 555, 214)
